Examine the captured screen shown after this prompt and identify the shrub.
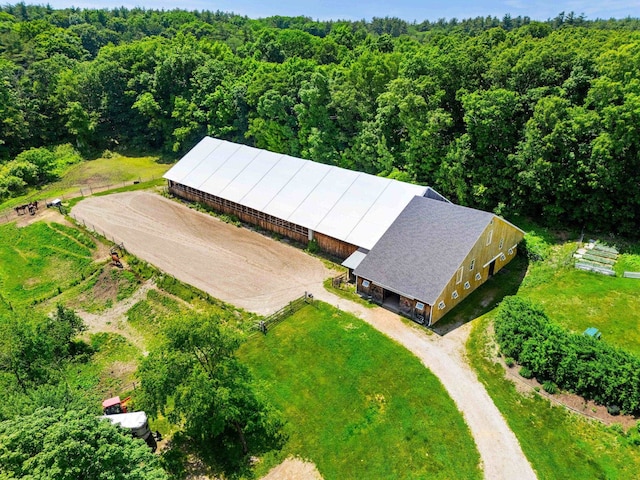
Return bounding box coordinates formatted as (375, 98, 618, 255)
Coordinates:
(543, 381, 557, 394)
(522, 232, 551, 261)
(307, 238, 319, 254)
(608, 405, 621, 416)
(495, 297, 640, 415)
(519, 366, 533, 379)
(504, 357, 515, 367)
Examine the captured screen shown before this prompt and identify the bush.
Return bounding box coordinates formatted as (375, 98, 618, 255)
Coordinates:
(522, 232, 551, 261)
(519, 366, 533, 379)
(543, 381, 557, 394)
(495, 296, 640, 415)
(307, 238, 319, 254)
(608, 405, 621, 416)
(504, 357, 515, 367)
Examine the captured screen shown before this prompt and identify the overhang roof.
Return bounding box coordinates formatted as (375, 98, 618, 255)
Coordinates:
(341, 247, 369, 270)
(164, 137, 428, 250)
(354, 196, 495, 304)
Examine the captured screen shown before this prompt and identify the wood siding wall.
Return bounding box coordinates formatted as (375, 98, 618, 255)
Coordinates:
(314, 232, 359, 260)
(356, 277, 431, 325)
(169, 182, 358, 258)
(169, 183, 308, 244)
(430, 216, 524, 324)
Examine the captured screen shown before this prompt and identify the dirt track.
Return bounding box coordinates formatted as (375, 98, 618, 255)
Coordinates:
(71, 192, 333, 315)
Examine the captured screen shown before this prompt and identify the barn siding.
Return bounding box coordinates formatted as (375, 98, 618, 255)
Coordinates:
(169, 182, 356, 257)
(429, 216, 523, 324)
(314, 232, 358, 260)
(169, 183, 309, 244)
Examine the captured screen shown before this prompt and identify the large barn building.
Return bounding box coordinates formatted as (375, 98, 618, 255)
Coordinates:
(164, 137, 524, 325)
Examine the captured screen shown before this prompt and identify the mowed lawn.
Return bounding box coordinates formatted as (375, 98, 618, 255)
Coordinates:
(518, 245, 640, 356)
(240, 303, 481, 480)
(0, 221, 96, 313)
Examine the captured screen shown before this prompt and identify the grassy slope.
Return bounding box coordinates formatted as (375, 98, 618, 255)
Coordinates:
(455, 220, 640, 479)
(0, 221, 95, 312)
(240, 302, 481, 480)
(0, 153, 171, 210)
(467, 314, 640, 480)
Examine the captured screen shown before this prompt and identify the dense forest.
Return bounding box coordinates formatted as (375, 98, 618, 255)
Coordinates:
(1, 5, 640, 233)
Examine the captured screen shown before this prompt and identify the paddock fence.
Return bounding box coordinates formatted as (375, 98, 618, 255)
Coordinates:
(0, 176, 161, 226)
(250, 293, 315, 336)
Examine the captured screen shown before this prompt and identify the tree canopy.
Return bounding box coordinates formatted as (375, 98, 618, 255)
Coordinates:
(0, 407, 167, 480)
(138, 313, 282, 455)
(2, 6, 640, 233)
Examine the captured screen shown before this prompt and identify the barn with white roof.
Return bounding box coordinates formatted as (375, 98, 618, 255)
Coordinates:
(164, 136, 447, 259)
(165, 137, 524, 325)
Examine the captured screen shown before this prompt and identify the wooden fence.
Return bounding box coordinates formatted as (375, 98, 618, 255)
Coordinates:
(251, 293, 315, 336)
(331, 272, 348, 288)
(0, 176, 159, 226)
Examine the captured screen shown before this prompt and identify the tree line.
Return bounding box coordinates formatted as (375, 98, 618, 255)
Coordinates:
(1, 6, 640, 233)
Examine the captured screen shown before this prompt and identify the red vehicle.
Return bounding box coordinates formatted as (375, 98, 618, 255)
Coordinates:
(102, 396, 131, 415)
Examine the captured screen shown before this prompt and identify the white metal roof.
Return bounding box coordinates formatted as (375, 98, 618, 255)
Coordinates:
(342, 248, 369, 270)
(164, 137, 428, 250)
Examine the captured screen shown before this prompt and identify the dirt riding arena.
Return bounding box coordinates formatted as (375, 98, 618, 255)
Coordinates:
(72, 191, 333, 315)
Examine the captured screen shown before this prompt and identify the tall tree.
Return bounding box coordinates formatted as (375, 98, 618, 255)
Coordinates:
(138, 314, 281, 455)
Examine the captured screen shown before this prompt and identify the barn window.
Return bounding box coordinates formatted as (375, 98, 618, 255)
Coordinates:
(499, 237, 504, 249)
(500, 253, 506, 261)
(475, 272, 482, 281)
(464, 281, 471, 290)
(362, 280, 370, 288)
(486, 230, 493, 246)
(438, 301, 446, 310)
(456, 266, 464, 284)
(469, 259, 475, 271)
(508, 247, 514, 255)
(452, 290, 459, 299)
(416, 302, 425, 311)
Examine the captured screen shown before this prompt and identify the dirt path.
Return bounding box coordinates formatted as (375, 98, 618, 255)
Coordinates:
(261, 458, 323, 480)
(77, 279, 155, 353)
(313, 289, 537, 480)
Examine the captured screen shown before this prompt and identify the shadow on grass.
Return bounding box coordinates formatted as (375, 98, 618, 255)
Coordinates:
(163, 421, 287, 480)
(431, 254, 529, 336)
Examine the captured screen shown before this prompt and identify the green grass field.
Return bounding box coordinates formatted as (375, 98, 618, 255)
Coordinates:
(468, 314, 640, 480)
(517, 242, 640, 356)
(0, 221, 96, 313)
(240, 302, 481, 480)
(0, 153, 171, 211)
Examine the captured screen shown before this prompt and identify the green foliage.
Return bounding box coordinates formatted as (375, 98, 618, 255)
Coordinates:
(522, 231, 551, 261)
(306, 237, 319, 253)
(495, 296, 640, 414)
(240, 303, 481, 479)
(542, 381, 557, 394)
(468, 314, 640, 479)
(0, 407, 167, 479)
(519, 366, 533, 379)
(138, 314, 282, 456)
(504, 356, 515, 367)
(0, 8, 639, 233)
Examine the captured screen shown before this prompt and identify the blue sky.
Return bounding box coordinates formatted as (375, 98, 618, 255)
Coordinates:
(39, 0, 640, 22)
